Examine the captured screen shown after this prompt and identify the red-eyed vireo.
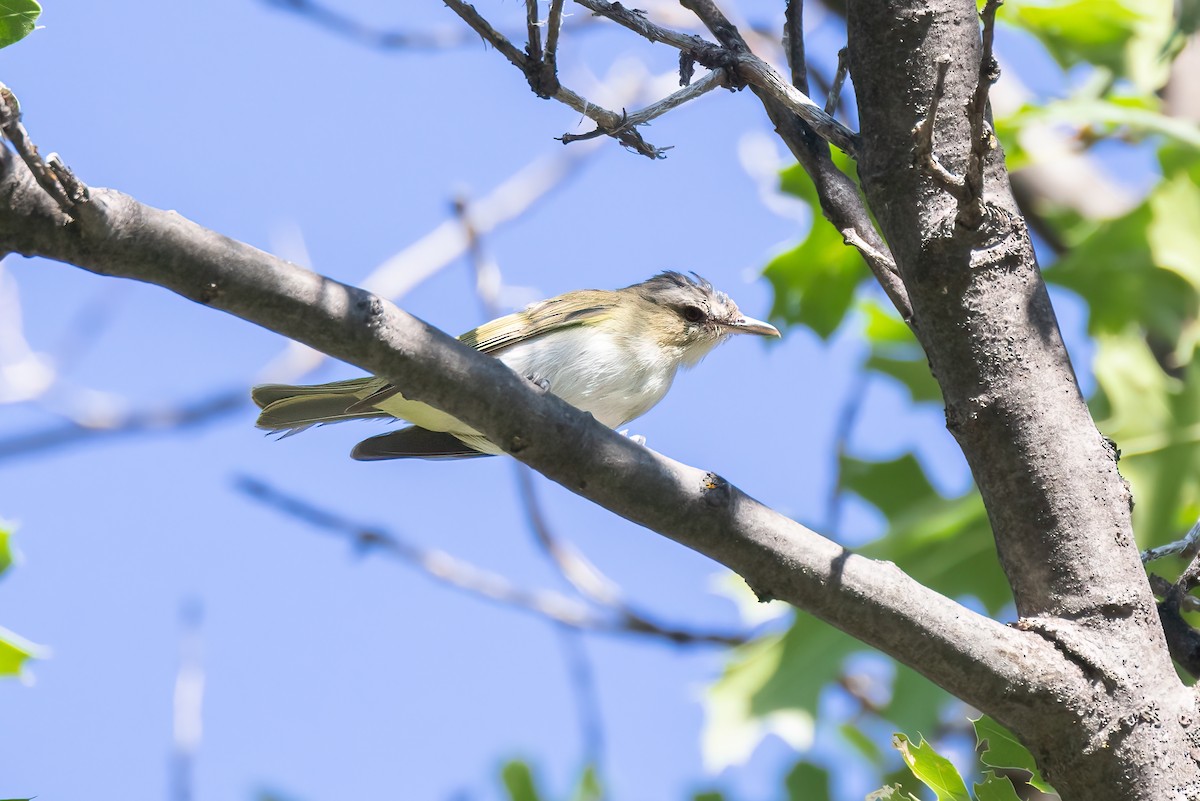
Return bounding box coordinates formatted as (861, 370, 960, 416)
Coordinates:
(252, 271, 780, 459)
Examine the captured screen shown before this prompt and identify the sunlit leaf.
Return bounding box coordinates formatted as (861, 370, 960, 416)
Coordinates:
(766, 164, 870, 338)
(974, 715, 1057, 794)
(892, 734, 971, 801)
(0, 524, 12, 577)
(1004, 96, 1200, 150)
(0, 0, 40, 49)
(1003, 0, 1175, 90)
(974, 773, 1024, 801)
(0, 626, 40, 677)
(1092, 335, 1200, 543)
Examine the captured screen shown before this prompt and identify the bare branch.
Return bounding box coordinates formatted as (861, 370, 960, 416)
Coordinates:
(912, 56, 969, 196)
(825, 48, 848, 116)
(443, 0, 662, 155)
(0, 389, 244, 464)
(237, 476, 745, 646)
(558, 68, 727, 148)
(911, 0, 1003, 229)
(0, 86, 79, 213)
(783, 0, 806, 91)
(545, 0, 566, 77)
(960, 0, 1003, 229)
(574, 0, 860, 155)
(526, 0, 544, 64)
(1142, 517, 1200, 564)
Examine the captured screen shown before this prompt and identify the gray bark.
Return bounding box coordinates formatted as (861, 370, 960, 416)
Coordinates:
(847, 0, 1200, 796)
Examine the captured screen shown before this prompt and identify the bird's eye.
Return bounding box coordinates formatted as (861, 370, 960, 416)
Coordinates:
(681, 305, 705, 323)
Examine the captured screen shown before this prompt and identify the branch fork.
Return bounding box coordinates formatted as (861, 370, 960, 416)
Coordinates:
(911, 0, 1003, 230)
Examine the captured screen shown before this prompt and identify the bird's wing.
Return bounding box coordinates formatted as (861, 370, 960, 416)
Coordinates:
(349, 295, 613, 414)
(350, 427, 495, 460)
(459, 295, 611, 355)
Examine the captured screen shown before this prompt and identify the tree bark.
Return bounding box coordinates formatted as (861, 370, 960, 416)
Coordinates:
(847, 0, 1200, 796)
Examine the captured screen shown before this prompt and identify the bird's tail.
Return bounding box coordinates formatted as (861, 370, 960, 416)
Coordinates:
(251, 377, 392, 434)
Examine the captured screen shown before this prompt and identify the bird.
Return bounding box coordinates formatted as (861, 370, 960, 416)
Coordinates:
(252, 271, 780, 460)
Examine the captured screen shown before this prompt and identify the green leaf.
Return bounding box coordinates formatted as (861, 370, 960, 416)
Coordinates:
(1092, 335, 1200, 543)
(785, 760, 831, 801)
(0, 625, 40, 677)
(1007, 97, 1200, 150)
(0, 523, 13, 577)
(973, 773, 1024, 801)
(568, 765, 602, 801)
(1003, 0, 1176, 90)
(859, 299, 942, 404)
(892, 733, 971, 801)
(0, 0, 40, 49)
(974, 716, 1057, 794)
(766, 163, 869, 338)
(501, 760, 542, 801)
(841, 454, 936, 519)
(701, 629, 818, 769)
(692, 793, 725, 801)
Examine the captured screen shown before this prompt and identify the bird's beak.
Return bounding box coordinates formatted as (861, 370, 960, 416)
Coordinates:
(725, 315, 781, 338)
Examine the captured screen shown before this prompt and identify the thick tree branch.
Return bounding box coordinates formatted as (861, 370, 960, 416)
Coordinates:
(847, 0, 1195, 795)
(0, 137, 1063, 727)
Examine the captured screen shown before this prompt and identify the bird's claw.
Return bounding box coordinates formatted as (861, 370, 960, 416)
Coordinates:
(527, 374, 551, 392)
(618, 429, 647, 446)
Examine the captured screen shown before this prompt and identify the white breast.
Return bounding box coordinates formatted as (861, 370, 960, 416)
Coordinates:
(497, 327, 682, 428)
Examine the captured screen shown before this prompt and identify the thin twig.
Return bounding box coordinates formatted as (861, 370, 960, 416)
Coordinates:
(0, 84, 81, 214)
(825, 48, 848, 116)
(443, 0, 663, 156)
(783, 0, 806, 91)
(960, 0, 1003, 229)
(170, 600, 204, 801)
(1150, 574, 1200, 613)
(911, 0, 1003, 229)
(825, 366, 870, 535)
(0, 389, 245, 464)
(912, 56, 967, 195)
(1142, 517, 1200, 564)
(558, 68, 727, 148)
(574, 0, 860, 155)
(555, 626, 607, 785)
(545, 0, 566, 77)
(526, 0, 544, 64)
(237, 476, 748, 645)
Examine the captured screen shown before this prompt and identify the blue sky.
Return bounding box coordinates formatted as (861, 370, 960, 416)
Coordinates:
(0, 3, 1100, 800)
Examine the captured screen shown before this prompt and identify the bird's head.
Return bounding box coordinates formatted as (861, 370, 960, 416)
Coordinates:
(626, 271, 780, 366)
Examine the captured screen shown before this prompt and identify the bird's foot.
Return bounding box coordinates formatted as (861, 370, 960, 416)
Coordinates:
(527, 374, 551, 392)
(618, 429, 647, 447)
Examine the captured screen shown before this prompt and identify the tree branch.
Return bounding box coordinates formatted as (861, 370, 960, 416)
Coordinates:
(0, 113, 1061, 728)
(846, 0, 1193, 794)
(574, 0, 859, 155)
(443, 0, 665, 157)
